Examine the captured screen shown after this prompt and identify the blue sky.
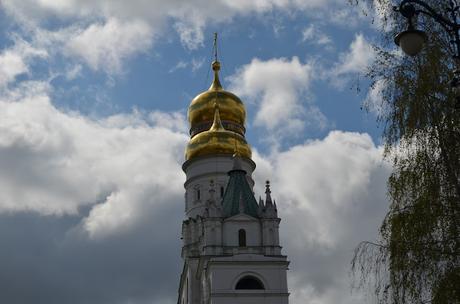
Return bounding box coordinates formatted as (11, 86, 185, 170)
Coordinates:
(0, 1, 381, 148)
(0, 1, 392, 304)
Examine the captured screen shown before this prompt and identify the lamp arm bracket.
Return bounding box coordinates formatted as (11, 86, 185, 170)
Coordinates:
(416, 9, 455, 33)
(399, 0, 459, 30)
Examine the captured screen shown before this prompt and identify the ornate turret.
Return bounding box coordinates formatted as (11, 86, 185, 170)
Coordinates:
(179, 34, 289, 304)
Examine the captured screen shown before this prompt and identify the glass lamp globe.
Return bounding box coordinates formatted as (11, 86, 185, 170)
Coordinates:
(395, 29, 428, 56)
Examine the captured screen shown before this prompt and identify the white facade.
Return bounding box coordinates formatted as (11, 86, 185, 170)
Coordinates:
(178, 155, 290, 304)
(182, 155, 255, 218)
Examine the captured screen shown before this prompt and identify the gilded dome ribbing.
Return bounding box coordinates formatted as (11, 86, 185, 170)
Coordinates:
(185, 61, 252, 161)
(188, 61, 246, 137)
(185, 104, 251, 160)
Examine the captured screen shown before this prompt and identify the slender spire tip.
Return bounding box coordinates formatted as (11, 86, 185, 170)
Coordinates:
(213, 32, 218, 63)
(209, 32, 222, 90)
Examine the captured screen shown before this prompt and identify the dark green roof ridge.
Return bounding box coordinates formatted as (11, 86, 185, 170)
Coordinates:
(222, 167, 259, 218)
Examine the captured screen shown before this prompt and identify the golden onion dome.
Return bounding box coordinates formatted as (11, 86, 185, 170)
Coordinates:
(185, 104, 251, 161)
(188, 61, 246, 137)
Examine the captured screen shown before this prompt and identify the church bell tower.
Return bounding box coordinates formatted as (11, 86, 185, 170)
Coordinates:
(178, 36, 290, 304)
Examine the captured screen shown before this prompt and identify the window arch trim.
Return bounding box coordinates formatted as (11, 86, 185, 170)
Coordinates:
(235, 276, 265, 290)
(232, 272, 268, 291)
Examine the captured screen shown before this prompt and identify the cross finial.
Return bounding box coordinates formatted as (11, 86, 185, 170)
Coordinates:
(210, 33, 222, 90)
(213, 32, 218, 62)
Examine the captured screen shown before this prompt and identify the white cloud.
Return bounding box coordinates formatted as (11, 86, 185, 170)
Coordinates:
(0, 0, 371, 81)
(0, 51, 27, 86)
(229, 57, 327, 139)
(2, 0, 360, 54)
(0, 39, 48, 87)
(253, 130, 390, 304)
(174, 18, 205, 50)
(0, 87, 188, 238)
(371, 0, 396, 31)
(191, 57, 205, 72)
(169, 58, 205, 74)
(65, 18, 153, 74)
(11, 21, 153, 76)
(0, 79, 389, 301)
(302, 24, 333, 49)
(0, 1, 389, 302)
(148, 111, 188, 133)
(65, 64, 82, 80)
(169, 61, 188, 73)
(365, 78, 388, 116)
(335, 33, 375, 75)
(326, 33, 376, 89)
(265, 131, 386, 246)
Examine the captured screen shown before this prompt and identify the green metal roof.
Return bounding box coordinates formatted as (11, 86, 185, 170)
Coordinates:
(222, 168, 259, 218)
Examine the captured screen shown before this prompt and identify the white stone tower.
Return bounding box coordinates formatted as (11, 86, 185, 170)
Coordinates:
(178, 42, 289, 304)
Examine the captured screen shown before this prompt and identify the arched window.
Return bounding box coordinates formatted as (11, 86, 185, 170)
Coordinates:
(235, 276, 265, 290)
(193, 185, 201, 202)
(238, 229, 246, 247)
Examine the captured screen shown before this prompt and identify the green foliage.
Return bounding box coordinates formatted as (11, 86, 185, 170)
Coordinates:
(351, 1, 460, 303)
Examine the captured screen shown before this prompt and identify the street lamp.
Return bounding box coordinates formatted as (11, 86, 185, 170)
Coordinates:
(394, 0, 460, 57)
(394, 27, 427, 57)
(394, 3, 428, 56)
(394, 0, 460, 105)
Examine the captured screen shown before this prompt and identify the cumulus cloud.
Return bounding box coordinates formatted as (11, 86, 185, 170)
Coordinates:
(253, 131, 390, 304)
(335, 33, 375, 75)
(0, 77, 389, 302)
(1, 0, 362, 58)
(0, 95, 389, 303)
(229, 57, 327, 141)
(365, 78, 388, 116)
(0, 1, 389, 304)
(0, 39, 48, 87)
(324, 33, 376, 89)
(0, 50, 27, 86)
(0, 74, 188, 302)
(148, 111, 188, 133)
(0, 87, 187, 238)
(173, 17, 205, 50)
(65, 18, 153, 74)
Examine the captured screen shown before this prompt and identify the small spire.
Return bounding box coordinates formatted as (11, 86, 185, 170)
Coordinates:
(209, 102, 225, 131)
(209, 33, 222, 90)
(259, 196, 265, 208)
(265, 180, 273, 205)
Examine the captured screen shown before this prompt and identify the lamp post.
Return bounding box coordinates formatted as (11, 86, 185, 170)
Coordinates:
(394, 0, 460, 104)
